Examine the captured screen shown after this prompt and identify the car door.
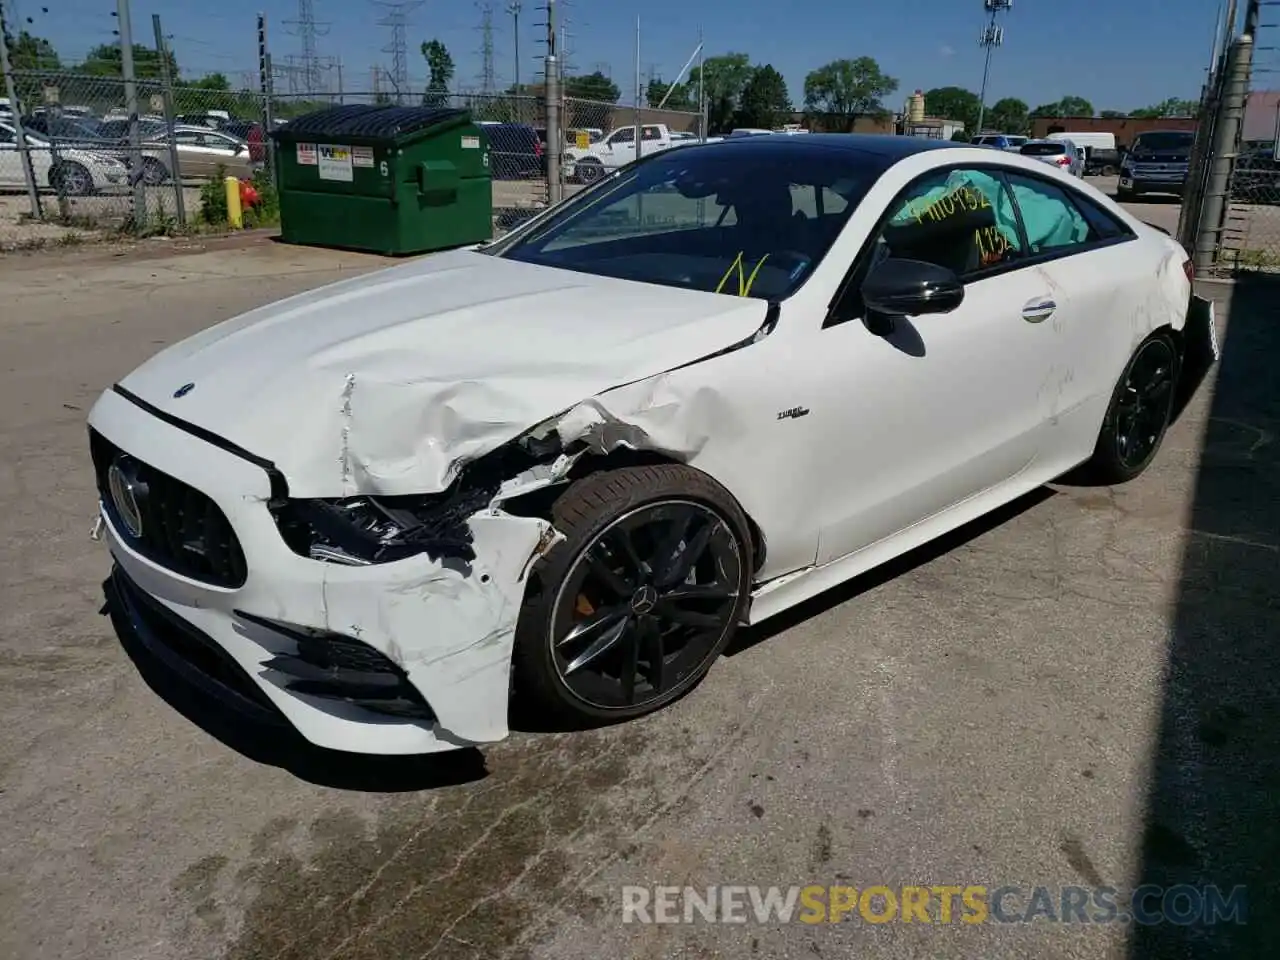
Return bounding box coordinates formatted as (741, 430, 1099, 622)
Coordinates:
(603, 126, 634, 166)
(810, 164, 1069, 565)
(997, 170, 1149, 471)
(205, 131, 249, 177)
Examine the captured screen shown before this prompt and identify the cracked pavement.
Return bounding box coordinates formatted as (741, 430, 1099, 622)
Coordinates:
(0, 235, 1274, 960)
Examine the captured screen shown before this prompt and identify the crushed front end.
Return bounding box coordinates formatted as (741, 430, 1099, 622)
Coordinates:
(89, 387, 558, 755)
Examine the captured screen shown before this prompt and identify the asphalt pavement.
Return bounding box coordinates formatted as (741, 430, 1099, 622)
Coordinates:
(0, 210, 1275, 960)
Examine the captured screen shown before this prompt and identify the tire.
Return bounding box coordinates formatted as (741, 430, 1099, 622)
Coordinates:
(140, 157, 170, 185)
(50, 161, 93, 197)
(577, 159, 605, 184)
(1101, 164, 1118, 176)
(1116, 186, 1136, 202)
(512, 464, 753, 725)
(1084, 330, 1181, 484)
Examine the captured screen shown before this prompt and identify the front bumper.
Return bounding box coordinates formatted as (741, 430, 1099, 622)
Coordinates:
(88, 387, 552, 755)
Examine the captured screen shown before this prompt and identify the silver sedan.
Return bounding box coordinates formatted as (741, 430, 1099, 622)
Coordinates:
(1018, 138, 1085, 177)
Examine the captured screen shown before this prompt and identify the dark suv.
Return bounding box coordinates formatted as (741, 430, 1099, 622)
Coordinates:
(1118, 130, 1195, 200)
(481, 122, 545, 180)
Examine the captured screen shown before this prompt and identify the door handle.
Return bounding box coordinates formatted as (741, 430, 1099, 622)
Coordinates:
(1022, 298, 1057, 323)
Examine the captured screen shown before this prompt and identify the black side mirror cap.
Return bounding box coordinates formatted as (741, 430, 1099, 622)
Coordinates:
(861, 257, 965, 320)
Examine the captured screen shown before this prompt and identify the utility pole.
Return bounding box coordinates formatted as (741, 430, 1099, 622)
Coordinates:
(152, 14, 185, 224)
(507, 1, 521, 96)
(974, 0, 1012, 137)
(116, 0, 146, 228)
(633, 16, 641, 164)
(543, 0, 561, 202)
(698, 26, 706, 141)
(0, 0, 42, 216)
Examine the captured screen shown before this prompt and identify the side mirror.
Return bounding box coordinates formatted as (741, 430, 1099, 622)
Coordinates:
(861, 258, 965, 321)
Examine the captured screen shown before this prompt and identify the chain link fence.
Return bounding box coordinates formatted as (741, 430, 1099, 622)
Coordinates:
(1, 66, 704, 249)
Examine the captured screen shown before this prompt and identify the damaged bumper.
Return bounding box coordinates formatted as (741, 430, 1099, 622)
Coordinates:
(88, 387, 552, 755)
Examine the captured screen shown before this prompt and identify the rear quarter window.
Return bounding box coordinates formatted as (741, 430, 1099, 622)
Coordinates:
(1020, 143, 1066, 157)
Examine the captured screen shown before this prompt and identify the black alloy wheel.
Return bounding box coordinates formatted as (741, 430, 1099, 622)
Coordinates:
(1084, 331, 1181, 484)
(513, 464, 752, 724)
(1114, 336, 1178, 472)
(550, 500, 742, 710)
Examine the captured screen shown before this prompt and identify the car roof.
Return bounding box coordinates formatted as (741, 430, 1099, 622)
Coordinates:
(677, 133, 961, 163)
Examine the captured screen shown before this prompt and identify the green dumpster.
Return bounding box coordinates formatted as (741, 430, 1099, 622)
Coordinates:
(270, 105, 493, 255)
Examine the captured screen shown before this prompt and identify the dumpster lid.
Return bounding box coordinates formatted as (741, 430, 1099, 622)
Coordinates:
(272, 105, 469, 143)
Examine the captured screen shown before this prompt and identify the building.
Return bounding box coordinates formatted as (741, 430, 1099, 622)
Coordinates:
(1242, 90, 1280, 143)
(1030, 115, 1197, 146)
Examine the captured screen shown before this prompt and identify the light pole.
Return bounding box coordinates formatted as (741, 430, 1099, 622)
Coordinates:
(975, 0, 1012, 137)
(507, 1, 521, 96)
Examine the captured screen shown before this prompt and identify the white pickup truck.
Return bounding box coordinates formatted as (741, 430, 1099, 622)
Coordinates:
(564, 123, 700, 183)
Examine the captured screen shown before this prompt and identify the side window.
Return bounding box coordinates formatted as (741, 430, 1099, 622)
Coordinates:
(0, 127, 15, 145)
(1074, 194, 1132, 241)
(1002, 172, 1121, 252)
(872, 167, 1024, 278)
(609, 128, 634, 145)
(641, 126, 662, 141)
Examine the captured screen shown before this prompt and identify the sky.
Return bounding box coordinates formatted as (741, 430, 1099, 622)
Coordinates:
(10, 0, 1236, 112)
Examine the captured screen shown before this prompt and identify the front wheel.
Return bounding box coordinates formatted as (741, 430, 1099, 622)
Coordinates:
(50, 161, 94, 196)
(140, 157, 170, 185)
(513, 465, 752, 724)
(1084, 331, 1181, 484)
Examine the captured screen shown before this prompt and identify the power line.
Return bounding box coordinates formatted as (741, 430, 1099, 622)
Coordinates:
(373, 0, 422, 105)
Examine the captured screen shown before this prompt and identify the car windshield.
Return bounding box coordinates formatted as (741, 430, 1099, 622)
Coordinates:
(1021, 142, 1067, 156)
(1132, 132, 1194, 152)
(489, 144, 884, 300)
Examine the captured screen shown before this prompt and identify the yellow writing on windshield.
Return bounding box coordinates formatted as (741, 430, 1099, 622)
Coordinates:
(715, 251, 771, 297)
(909, 185, 992, 225)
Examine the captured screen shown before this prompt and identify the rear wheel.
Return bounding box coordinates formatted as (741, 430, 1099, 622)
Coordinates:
(1084, 331, 1181, 484)
(576, 158, 606, 184)
(513, 465, 752, 724)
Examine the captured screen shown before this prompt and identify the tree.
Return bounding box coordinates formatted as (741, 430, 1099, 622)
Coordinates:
(803, 57, 898, 129)
(420, 40, 455, 107)
(986, 97, 1029, 135)
(565, 71, 620, 103)
(923, 86, 980, 133)
(646, 78, 692, 110)
(1099, 109, 1126, 119)
(734, 64, 791, 130)
(1131, 97, 1197, 118)
(1031, 95, 1094, 118)
(8, 31, 61, 71)
(77, 42, 177, 80)
(688, 53, 753, 133)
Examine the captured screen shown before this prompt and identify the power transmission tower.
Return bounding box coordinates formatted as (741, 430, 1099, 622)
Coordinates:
(373, 0, 422, 105)
(283, 0, 330, 96)
(478, 1, 496, 94)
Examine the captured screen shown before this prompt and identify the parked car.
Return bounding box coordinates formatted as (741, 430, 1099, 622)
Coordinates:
(480, 122, 544, 180)
(89, 134, 1215, 756)
(1118, 130, 1196, 201)
(0, 120, 129, 195)
(138, 125, 256, 182)
(972, 133, 1028, 151)
(1019, 138, 1084, 177)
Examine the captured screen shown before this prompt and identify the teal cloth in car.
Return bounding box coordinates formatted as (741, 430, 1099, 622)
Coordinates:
(890, 169, 1087, 253)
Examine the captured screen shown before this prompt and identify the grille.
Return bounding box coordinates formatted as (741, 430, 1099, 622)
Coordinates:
(90, 429, 248, 588)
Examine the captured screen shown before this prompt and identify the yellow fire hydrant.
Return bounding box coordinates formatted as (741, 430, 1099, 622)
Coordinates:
(224, 176, 243, 229)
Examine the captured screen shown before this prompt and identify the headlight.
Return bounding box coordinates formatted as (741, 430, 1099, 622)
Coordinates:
(271, 421, 567, 567)
(271, 493, 487, 566)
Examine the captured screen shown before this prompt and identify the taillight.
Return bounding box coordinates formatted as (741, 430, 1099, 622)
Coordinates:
(535, 141, 544, 157)
(1057, 155, 1071, 166)
(1183, 258, 1194, 282)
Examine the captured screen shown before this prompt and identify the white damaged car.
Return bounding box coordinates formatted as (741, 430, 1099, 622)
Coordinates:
(89, 134, 1217, 755)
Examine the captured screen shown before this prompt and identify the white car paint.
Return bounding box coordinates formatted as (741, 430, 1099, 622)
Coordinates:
(0, 121, 129, 192)
(88, 142, 1207, 755)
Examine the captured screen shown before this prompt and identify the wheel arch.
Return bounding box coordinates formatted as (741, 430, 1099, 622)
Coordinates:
(500, 447, 768, 576)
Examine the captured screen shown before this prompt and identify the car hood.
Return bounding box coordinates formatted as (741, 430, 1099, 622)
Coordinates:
(114, 248, 770, 498)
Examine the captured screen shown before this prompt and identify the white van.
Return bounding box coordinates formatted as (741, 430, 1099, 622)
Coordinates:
(1046, 131, 1116, 153)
